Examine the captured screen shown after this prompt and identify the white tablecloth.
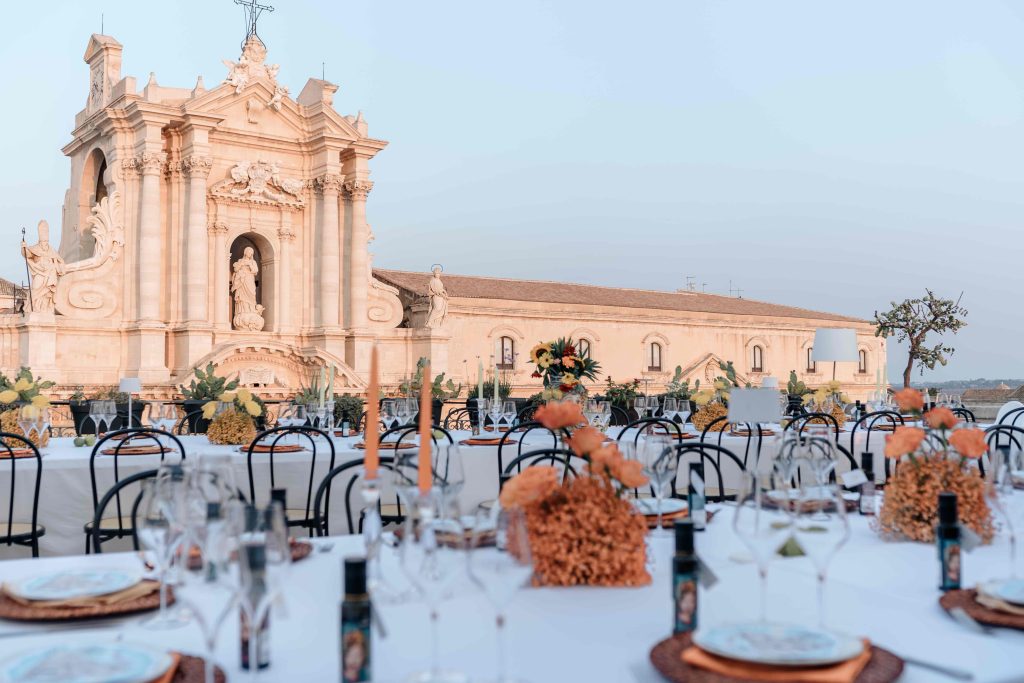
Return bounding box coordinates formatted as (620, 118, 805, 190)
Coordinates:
(0, 501, 1022, 682)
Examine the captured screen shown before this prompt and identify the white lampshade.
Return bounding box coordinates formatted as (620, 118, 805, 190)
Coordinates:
(727, 388, 782, 424)
(811, 328, 858, 363)
(760, 376, 779, 390)
(118, 377, 142, 394)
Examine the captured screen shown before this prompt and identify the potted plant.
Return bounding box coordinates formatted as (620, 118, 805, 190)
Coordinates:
(0, 367, 54, 448)
(333, 394, 364, 431)
(399, 358, 462, 424)
(601, 377, 641, 425)
(691, 361, 746, 432)
(68, 386, 92, 436)
(784, 370, 811, 416)
(664, 366, 699, 421)
(179, 362, 240, 434)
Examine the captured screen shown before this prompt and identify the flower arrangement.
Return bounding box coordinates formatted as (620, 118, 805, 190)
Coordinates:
(0, 367, 53, 448)
(801, 380, 850, 428)
(876, 388, 993, 544)
(500, 405, 650, 587)
(202, 387, 263, 445)
(690, 360, 744, 432)
(528, 338, 600, 396)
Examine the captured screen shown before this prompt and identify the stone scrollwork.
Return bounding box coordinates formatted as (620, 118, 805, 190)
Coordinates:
(209, 159, 305, 208)
(54, 190, 126, 319)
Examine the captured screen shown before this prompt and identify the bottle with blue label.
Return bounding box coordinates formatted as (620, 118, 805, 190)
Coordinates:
(673, 520, 698, 633)
(341, 557, 371, 682)
(937, 492, 961, 591)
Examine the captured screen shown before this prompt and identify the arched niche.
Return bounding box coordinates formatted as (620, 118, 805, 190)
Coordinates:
(75, 148, 110, 261)
(229, 232, 276, 331)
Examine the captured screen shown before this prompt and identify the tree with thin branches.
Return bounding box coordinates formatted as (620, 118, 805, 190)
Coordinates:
(874, 290, 967, 388)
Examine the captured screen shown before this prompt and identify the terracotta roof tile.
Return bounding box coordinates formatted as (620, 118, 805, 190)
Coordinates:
(962, 388, 1015, 402)
(374, 269, 867, 323)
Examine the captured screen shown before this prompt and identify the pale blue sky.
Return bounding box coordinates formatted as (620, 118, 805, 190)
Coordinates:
(2, 0, 1021, 382)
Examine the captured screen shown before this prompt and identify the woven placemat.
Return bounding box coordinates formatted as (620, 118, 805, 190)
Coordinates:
(242, 444, 306, 454)
(460, 438, 514, 446)
(0, 449, 36, 459)
(729, 429, 777, 437)
(647, 509, 717, 530)
(0, 582, 172, 622)
(649, 633, 904, 683)
(173, 654, 226, 683)
(101, 445, 171, 456)
(940, 589, 1024, 630)
(355, 442, 417, 450)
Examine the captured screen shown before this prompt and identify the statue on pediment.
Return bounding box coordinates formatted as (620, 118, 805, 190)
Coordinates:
(424, 265, 449, 329)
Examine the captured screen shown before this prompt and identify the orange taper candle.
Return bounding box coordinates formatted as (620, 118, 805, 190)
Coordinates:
(364, 345, 380, 480)
(418, 362, 432, 495)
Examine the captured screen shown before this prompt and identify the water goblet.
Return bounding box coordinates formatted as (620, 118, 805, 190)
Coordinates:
(733, 470, 794, 622)
(17, 406, 37, 441)
(395, 399, 412, 428)
(88, 400, 106, 437)
(633, 397, 647, 422)
(633, 435, 676, 536)
(137, 480, 190, 629)
(502, 400, 517, 431)
(381, 400, 398, 432)
(986, 447, 1017, 578)
(792, 483, 850, 628)
(663, 397, 678, 424)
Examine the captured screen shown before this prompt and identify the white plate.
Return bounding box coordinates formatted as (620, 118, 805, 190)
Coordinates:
(985, 579, 1024, 606)
(693, 622, 864, 667)
(5, 569, 141, 602)
(4, 642, 173, 683)
(632, 498, 687, 515)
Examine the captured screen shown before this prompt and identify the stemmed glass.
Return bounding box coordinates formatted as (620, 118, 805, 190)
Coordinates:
(100, 400, 117, 433)
(632, 435, 676, 536)
(733, 470, 794, 622)
(792, 483, 850, 628)
(433, 444, 466, 517)
(502, 401, 517, 431)
(17, 406, 37, 441)
(986, 447, 1017, 577)
(400, 493, 468, 683)
(395, 399, 412, 429)
(381, 400, 398, 434)
(467, 506, 533, 683)
(663, 398, 678, 425)
(360, 467, 409, 603)
(148, 402, 178, 433)
(584, 399, 600, 427)
(136, 479, 189, 629)
(488, 399, 503, 433)
(633, 397, 647, 423)
(88, 400, 107, 436)
(646, 396, 660, 419)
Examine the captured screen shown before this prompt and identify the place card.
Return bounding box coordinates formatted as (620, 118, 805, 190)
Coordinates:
(841, 469, 868, 488)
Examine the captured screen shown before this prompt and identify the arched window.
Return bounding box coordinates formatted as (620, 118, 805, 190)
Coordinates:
(752, 345, 764, 373)
(806, 347, 817, 373)
(648, 342, 662, 372)
(497, 336, 515, 369)
(858, 349, 868, 374)
(578, 338, 591, 359)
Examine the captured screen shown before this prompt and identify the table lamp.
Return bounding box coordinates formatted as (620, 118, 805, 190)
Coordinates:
(118, 377, 142, 430)
(727, 388, 782, 426)
(811, 328, 858, 381)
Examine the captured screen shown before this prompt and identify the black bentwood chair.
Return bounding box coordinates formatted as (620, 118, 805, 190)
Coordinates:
(501, 448, 587, 489)
(245, 425, 336, 533)
(618, 417, 683, 449)
(668, 442, 746, 504)
(701, 416, 765, 471)
(90, 468, 158, 554)
(845, 410, 904, 479)
(952, 407, 976, 423)
(311, 457, 401, 537)
(0, 433, 45, 557)
(85, 428, 185, 554)
(496, 421, 559, 490)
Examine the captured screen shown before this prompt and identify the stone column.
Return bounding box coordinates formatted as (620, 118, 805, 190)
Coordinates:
(277, 217, 295, 333)
(314, 173, 343, 329)
(136, 151, 166, 321)
(210, 221, 230, 329)
(182, 155, 212, 322)
(344, 179, 373, 329)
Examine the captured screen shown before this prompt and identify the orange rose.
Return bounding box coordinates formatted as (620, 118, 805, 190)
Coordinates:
(499, 466, 559, 508)
(949, 428, 987, 459)
(566, 426, 604, 456)
(534, 401, 585, 430)
(613, 458, 648, 488)
(588, 443, 620, 472)
(924, 407, 958, 430)
(893, 388, 924, 413)
(884, 426, 926, 458)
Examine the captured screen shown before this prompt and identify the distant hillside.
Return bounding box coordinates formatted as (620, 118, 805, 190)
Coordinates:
(908, 379, 1024, 391)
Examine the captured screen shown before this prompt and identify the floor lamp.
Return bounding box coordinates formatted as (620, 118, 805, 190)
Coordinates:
(811, 328, 858, 381)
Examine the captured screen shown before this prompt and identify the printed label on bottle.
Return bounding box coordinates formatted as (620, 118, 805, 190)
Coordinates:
(939, 538, 962, 591)
(341, 614, 372, 682)
(674, 571, 699, 633)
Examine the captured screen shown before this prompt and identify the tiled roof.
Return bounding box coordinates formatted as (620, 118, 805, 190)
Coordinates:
(0, 278, 23, 297)
(374, 269, 867, 323)
(962, 388, 1015, 402)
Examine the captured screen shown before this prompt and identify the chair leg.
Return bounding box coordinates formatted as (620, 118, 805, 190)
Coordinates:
(85, 533, 91, 555)
(31, 536, 39, 558)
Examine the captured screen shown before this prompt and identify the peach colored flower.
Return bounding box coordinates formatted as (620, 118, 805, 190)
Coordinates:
(562, 356, 576, 369)
(534, 401, 585, 429)
(884, 426, 926, 459)
(893, 388, 924, 413)
(924, 406, 958, 430)
(499, 466, 559, 508)
(949, 428, 987, 459)
(613, 458, 648, 488)
(566, 426, 604, 456)
(588, 443, 620, 472)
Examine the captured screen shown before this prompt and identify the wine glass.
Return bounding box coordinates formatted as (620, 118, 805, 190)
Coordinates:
(986, 446, 1017, 578)
(646, 396, 660, 418)
(467, 506, 533, 683)
(732, 470, 794, 622)
(137, 479, 189, 629)
(502, 401, 517, 431)
(400, 494, 468, 683)
(395, 399, 412, 428)
(633, 397, 647, 423)
(381, 400, 398, 433)
(488, 399, 503, 433)
(88, 400, 106, 436)
(17, 406, 37, 441)
(583, 399, 599, 426)
(100, 400, 117, 434)
(663, 398, 678, 425)
(792, 483, 850, 628)
(633, 435, 676, 536)
(433, 444, 466, 514)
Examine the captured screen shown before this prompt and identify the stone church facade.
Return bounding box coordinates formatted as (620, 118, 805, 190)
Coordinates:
(0, 32, 884, 400)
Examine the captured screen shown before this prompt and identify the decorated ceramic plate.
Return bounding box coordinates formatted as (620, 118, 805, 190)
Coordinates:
(987, 579, 1024, 606)
(632, 498, 687, 515)
(6, 569, 141, 602)
(3, 642, 172, 683)
(693, 622, 864, 667)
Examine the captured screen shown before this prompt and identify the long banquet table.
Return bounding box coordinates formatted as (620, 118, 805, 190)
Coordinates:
(0, 423, 991, 558)
(0, 499, 1022, 681)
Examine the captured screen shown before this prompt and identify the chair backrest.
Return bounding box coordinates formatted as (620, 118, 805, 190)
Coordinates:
(670, 442, 746, 503)
(501, 448, 585, 488)
(386, 424, 455, 446)
(617, 418, 682, 448)
(609, 405, 631, 427)
(91, 468, 157, 554)
(846, 410, 903, 477)
(245, 426, 336, 525)
(311, 457, 399, 537)
(497, 422, 558, 488)
(951, 407, 976, 423)
(514, 403, 538, 427)
(985, 424, 1024, 453)
(443, 408, 473, 431)
(89, 429, 186, 514)
(700, 416, 764, 470)
(996, 401, 1024, 426)
(0, 433, 42, 548)
(174, 409, 208, 435)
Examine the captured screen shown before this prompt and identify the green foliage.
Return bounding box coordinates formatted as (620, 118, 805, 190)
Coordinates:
(475, 369, 514, 400)
(664, 366, 699, 399)
(333, 394, 364, 425)
(874, 289, 968, 387)
(786, 370, 810, 396)
(0, 367, 55, 405)
(179, 362, 239, 401)
(399, 357, 462, 400)
(68, 386, 86, 403)
(602, 377, 641, 408)
(716, 360, 750, 389)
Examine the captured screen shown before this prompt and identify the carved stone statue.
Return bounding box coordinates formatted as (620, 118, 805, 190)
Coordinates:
(222, 35, 289, 109)
(231, 246, 265, 331)
(21, 220, 65, 313)
(424, 265, 449, 329)
(210, 160, 304, 206)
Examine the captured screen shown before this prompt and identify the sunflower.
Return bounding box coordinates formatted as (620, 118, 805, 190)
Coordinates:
(529, 343, 552, 364)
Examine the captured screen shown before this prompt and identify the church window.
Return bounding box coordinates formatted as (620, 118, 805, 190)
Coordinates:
(498, 336, 515, 369)
(807, 347, 817, 373)
(752, 345, 764, 373)
(578, 338, 591, 358)
(648, 342, 662, 372)
(858, 349, 868, 374)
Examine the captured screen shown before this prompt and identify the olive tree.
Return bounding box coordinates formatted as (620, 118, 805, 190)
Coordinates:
(873, 290, 967, 388)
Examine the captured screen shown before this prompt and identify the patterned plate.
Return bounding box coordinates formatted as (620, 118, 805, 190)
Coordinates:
(693, 622, 864, 667)
(4, 642, 172, 683)
(6, 569, 141, 602)
(987, 579, 1024, 606)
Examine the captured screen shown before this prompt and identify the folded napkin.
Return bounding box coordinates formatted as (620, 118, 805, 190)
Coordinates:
(647, 508, 689, 528)
(681, 639, 872, 683)
(976, 585, 1024, 616)
(2, 579, 158, 609)
(147, 652, 181, 683)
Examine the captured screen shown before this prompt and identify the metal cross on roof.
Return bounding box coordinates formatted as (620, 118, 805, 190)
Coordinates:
(234, 0, 275, 46)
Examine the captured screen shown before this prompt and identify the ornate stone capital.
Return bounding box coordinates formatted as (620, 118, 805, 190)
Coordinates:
(277, 226, 296, 242)
(183, 155, 214, 178)
(314, 173, 344, 195)
(164, 159, 184, 179)
(207, 220, 229, 235)
(137, 152, 167, 176)
(343, 179, 374, 200)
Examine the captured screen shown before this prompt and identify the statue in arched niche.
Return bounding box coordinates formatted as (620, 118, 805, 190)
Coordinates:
(231, 246, 265, 331)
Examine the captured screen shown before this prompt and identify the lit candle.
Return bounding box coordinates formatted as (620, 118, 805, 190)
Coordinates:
(418, 361, 432, 495)
(365, 348, 379, 479)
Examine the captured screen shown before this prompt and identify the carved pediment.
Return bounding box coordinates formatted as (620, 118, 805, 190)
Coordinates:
(209, 159, 305, 208)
